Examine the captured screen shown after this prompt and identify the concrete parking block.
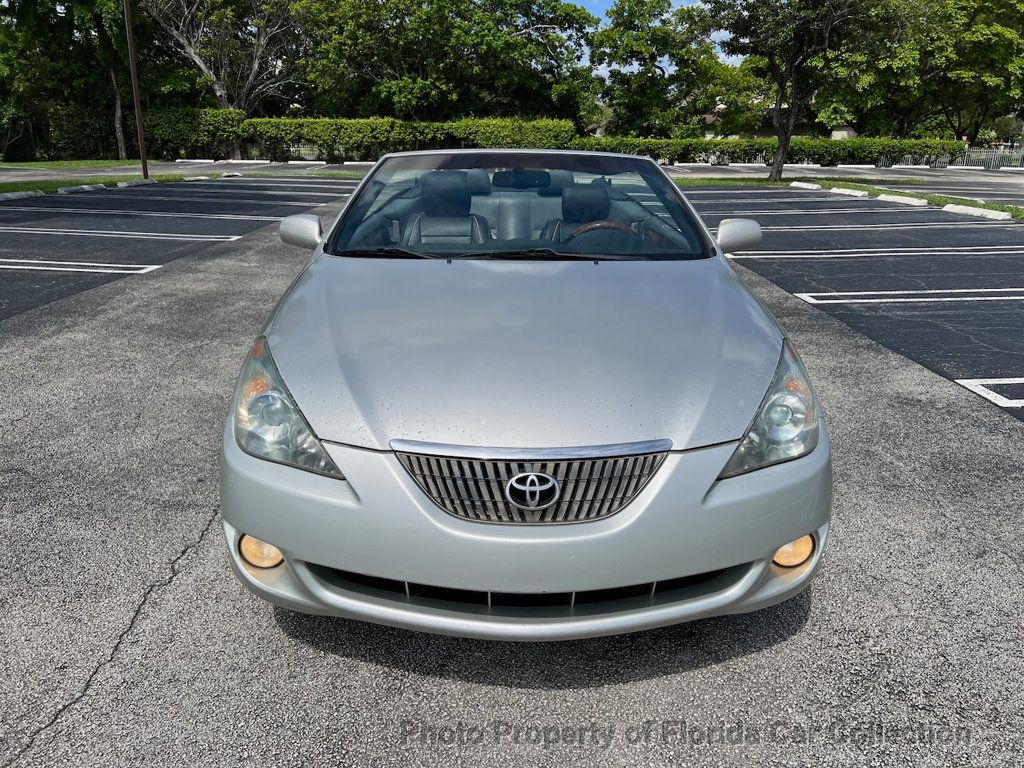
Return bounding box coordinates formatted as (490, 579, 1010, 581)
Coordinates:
(827, 186, 870, 197)
(789, 181, 821, 190)
(877, 194, 928, 206)
(116, 179, 158, 188)
(942, 203, 1014, 220)
(57, 183, 107, 194)
(0, 190, 45, 201)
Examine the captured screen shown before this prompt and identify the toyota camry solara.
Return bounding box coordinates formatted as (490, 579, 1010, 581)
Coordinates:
(221, 149, 832, 641)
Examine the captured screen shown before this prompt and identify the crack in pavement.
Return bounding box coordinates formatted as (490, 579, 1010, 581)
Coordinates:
(0, 509, 221, 768)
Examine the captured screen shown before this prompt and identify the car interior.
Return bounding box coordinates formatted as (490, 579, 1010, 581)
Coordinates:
(336, 167, 707, 257)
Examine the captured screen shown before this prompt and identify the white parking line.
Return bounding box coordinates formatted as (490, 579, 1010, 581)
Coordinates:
(795, 288, 1024, 304)
(68, 193, 332, 207)
(955, 378, 1024, 407)
(757, 221, 1016, 232)
(689, 195, 914, 205)
(0, 206, 281, 222)
(684, 189, 816, 194)
(732, 245, 1024, 259)
(0, 257, 160, 274)
(221, 181, 360, 190)
(162, 185, 341, 198)
(701, 208, 931, 216)
(0, 226, 241, 242)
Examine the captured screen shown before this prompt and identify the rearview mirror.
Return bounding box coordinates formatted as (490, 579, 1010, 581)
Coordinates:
(492, 169, 551, 189)
(280, 214, 323, 250)
(716, 218, 762, 254)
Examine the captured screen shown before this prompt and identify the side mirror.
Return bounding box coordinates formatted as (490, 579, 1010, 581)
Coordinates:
(716, 218, 762, 254)
(280, 214, 323, 250)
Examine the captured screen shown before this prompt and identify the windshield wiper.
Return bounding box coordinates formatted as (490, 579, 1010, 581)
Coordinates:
(455, 248, 644, 261)
(330, 247, 443, 259)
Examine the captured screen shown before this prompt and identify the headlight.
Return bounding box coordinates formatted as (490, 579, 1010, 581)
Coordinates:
(719, 340, 820, 479)
(233, 337, 344, 479)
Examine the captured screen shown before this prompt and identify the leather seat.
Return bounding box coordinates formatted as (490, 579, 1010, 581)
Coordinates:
(541, 184, 611, 243)
(404, 171, 491, 245)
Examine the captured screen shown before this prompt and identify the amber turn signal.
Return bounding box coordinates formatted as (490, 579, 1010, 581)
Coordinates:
(239, 534, 285, 569)
(772, 535, 814, 568)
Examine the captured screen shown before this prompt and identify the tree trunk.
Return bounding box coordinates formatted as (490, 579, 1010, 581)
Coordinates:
(768, 85, 798, 182)
(769, 133, 790, 182)
(212, 79, 233, 110)
(110, 67, 128, 160)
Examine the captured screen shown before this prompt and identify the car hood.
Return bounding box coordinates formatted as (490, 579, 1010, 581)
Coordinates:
(266, 255, 783, 452)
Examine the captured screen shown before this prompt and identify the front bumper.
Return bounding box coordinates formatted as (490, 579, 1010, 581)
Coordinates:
(221, 424, 832, 641)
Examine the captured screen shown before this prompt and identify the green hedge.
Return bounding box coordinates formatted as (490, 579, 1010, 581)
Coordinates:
(239, 118, 412, 161)
(574, 136, 964, 166)
(45, 105, 122, 160)
(447, 118, 577, 149)
(141, 108, 245, 160)
(786, 138, 964, 166)
(27, 102, 970, 165)
(238, 117, 578, 161)
(130, 110, 964, 166)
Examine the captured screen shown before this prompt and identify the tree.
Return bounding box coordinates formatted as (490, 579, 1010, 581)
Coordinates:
(991, 114, 1024, 145)
(298, 0, 598, 122)
(592, 0, 682, 137)
(0, 13, 23, 157)
(920, 0, 1024, 142)
(707, 0, 867, 179)
(592, 1, 761, 138)
(812, 0, 1024, 143)
(810, 0, 933, 136)
(142, 0, 304, 114)
(3, 0, 140, 158)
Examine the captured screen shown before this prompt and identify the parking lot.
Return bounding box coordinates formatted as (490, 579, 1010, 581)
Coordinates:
(687, 185, 1024, 419)
(2, 174, 1022, 767)
(0, 175, 359, 319)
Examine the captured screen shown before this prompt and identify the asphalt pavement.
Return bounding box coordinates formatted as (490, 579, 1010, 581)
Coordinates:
(1, 174, 1022, 766)
(688, 185, 1024, 420)
(0, 176, 359, 319)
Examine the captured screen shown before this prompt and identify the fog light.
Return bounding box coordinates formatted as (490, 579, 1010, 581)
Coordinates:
(772, 535, 814, 568)
(239, 534, 284, 569)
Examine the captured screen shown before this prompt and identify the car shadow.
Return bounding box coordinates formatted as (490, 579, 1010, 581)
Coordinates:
(274, 588, 812, 689)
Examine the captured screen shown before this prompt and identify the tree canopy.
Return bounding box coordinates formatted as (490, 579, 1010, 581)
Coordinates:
(0, 0, 1020, 160)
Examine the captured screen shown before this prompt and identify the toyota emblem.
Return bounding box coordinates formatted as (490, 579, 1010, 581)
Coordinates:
(505, 472, 560, 511)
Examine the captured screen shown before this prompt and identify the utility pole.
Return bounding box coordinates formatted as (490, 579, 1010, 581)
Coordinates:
(123, 0, 149, 179)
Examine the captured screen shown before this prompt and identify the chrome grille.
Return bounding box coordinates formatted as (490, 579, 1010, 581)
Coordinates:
(394, 440, 670, 524)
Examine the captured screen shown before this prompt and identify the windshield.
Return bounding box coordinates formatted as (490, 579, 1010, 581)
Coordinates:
(327, 152, 711, 261)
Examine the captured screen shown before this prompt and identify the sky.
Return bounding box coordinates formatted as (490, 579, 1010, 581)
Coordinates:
(578, 0, 614, 17)
(578, 0, 702, 21)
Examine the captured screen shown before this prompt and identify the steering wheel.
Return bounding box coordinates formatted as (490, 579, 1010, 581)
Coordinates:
(567, 220, 637, 240)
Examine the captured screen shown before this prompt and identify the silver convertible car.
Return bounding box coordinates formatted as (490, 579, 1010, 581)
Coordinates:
(221, 149, 832, 640)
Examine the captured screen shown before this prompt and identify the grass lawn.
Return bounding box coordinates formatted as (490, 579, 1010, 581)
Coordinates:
(0, 174, 184, 195)
(673, 176, 1024, 220)
(672, 175, 921, 187)
(0, 159, 146, 169)
(809, 180, 1024, 221)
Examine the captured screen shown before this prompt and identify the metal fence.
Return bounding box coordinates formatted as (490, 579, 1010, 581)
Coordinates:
(947, 147, 1024, 169)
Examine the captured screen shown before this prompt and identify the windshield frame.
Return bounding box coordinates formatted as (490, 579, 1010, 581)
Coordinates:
(323, 150, 715, 261)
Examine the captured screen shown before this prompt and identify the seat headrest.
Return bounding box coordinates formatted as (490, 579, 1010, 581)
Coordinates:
(562, 183, 610, 222)
(422, 171, 472, 217)
(465, 169, 491, 196)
